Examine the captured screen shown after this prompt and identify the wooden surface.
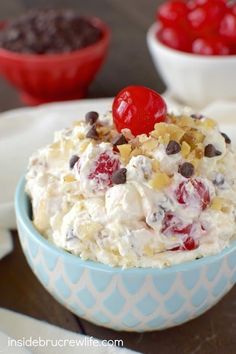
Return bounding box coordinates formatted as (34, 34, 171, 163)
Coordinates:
(0, 1, 235, 354)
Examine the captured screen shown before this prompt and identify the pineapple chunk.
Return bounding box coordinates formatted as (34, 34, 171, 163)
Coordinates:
(152, 159, 160, 172)
(201, 118, 216, 130)
(149, 172, 171, 190)
(211, 197, 230, 212)
(79, 222, 103, 240)
(143, 245, 154, 257)
(77, 132, 85, 139)
(130, 147, 142, 157)
(176, 115, 195, 129)
(151, 123, 185, 142)
(181, 129, 205, 149)
(117, 144, 132, 163)
(79, 139, 91, 153)
(141, 138, 158, 151)
(181, 141, 191, 158)
(138, 134, 149, 144)
(194, 145, 204, 159)
(63, 175, 76, 183)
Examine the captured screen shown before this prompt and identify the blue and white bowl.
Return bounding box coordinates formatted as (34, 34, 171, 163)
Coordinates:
(15, 177, 236, 332)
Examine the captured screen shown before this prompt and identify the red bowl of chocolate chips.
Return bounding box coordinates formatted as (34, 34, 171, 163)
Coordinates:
(0, 9, 110, 105)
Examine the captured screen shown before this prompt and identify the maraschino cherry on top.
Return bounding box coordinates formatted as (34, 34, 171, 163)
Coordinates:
(79, 86, 168, 193)
(112, 85, 167, 136)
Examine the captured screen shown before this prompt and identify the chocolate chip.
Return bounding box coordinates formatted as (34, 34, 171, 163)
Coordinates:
(85, 111, 99, 125)
(221, 132, 231, 144)
(66, 229, 77, 241)
(69, 155, 79, 169)
(150, 210, 164, 223)
(178, 162, 194, 178)
(204, 144, 222, 158)
(111, 168, 127, 185)
(0, 9, 102, 54)
(166, 140, 181, 155)
(112, 134, 127, 146)
(212, 173, 225, 186)
(86, 124, 99, 140)
(190, 113, 204, 120)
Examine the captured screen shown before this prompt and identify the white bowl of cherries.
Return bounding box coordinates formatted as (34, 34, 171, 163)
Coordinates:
(147, 0, 236, 108)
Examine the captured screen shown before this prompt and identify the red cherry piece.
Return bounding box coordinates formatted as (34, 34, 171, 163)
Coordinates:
(161, 212, 200, 251)
(187, 0, 214, 11)
(161, 212, 175, 235)
(231, 4, 236, 17)
(171, 236, 199, 251)
(161, 212, 193, 236)
(157, 27, 192, 52)
(182, 236, 198, 250)
(188, 7, 206, 32)
(192, 37, 230, 55)
(220, 13, 236, 43)
(170, 237, 199, 251)
(175, 178, 210, 210)
(187, 0, 198, 11)
(88, 152, 120, 189)
(229, 43, 236, 54)
(157, 0, 188, 28)
(112, 86, 167, 136)
(199, 0, 226, 5)
(188, 0, 227, 36)
(187, 0, 226, 11)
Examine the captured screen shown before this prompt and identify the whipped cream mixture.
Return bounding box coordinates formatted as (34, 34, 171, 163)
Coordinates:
(26, 111, 236, 268)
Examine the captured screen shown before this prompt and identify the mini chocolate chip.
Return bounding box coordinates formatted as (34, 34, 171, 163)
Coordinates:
(204, 144, 222, 158)
(86, 124, 99, 139)
(112, 168, 127, 185)
(166, 140, 181, 155)
(178, 162, 194, 178)
(150, 210, 165, 223)
(85, 111, 99, 125)
(221, 132, 231, 144)
(66, 229, 77, 241)
(190, 113, 204, 120)
(212, 173, 225, 186)
(69, 155, 79, 169)
(112, 134, 127, 146)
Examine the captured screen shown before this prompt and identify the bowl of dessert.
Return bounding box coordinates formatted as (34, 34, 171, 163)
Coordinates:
(0, 9, 110, 105)
(15, 86, 236, 332)
(147, 0, 236, 108)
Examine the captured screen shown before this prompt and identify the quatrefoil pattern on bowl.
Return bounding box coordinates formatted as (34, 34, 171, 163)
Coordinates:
(15, 177, 236, 332)
(17, 218, 236, 332)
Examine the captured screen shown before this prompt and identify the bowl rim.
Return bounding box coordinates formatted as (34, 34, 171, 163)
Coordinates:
(0, 16, 110, 62)
(15, 176, 236, 274)
(147, 22, 236, 61)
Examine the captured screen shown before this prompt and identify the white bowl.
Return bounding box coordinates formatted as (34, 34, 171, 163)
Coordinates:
(147, 23, 236, 108)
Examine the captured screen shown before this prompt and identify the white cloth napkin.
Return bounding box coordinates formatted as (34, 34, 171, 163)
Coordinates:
(0, 308, 140, 354)
(1, 95, 236, 260)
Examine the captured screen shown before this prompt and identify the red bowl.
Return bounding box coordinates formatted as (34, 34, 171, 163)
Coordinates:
(0, 18, 110, 105)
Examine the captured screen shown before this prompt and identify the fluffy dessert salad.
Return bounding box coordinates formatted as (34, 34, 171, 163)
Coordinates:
(26, 86, 236, 268)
